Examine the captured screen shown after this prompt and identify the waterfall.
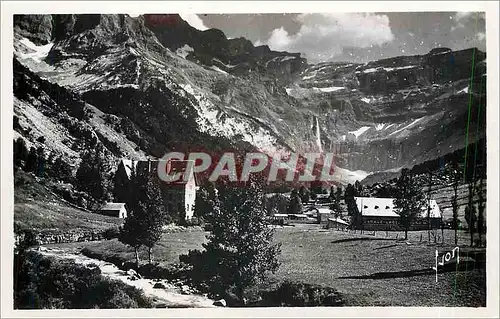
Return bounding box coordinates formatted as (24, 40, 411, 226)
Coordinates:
(315, 116, 323, 153)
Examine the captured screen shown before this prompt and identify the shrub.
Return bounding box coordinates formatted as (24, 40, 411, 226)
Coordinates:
(138, 263, 189, 281)
(14, 223, 38, 253)
(103, 227, 121, 240)
(258, 281, 345, 307)
(14, 251, 153, 309)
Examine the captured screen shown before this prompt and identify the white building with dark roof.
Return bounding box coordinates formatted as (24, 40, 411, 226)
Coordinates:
(354, 197, 442, 230)
(114, 159, 198, 222)
(98, 202, 127, 218)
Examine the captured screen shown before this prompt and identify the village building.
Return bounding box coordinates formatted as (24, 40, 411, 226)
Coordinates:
(354, 197, 442, 231)
(97, 202, 127, 218)
(160, 159, 198, 221)
(114, 159, 198, 222)
(268, 213, 289, 226)
(326, 217, 349, 230)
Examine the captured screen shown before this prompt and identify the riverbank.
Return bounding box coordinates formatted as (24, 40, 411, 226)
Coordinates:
(34, 246, 216, 308)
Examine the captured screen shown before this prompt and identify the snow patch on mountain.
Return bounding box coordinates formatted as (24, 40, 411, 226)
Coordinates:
(178, 83, 284, 155)
(356, 65, 417, 74)
(384, 123, 395, 131)
(457, 86, 469, 94)
(332, 165, 370, 184)
(313, 86, 345, 93)
(280, 56, 297, 62)
(212, 58, 237, 69)
(175, 45, 194, 59)
(348, 126, 371, 139)
(302, 72, 317, 80)
(375, 123, 386, 131)
(17, 37, 54, 62)
(210, 65, 229, 76)
(388, 117, 425, 137)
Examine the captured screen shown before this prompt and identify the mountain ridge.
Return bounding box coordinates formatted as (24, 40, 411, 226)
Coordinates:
(13, 13, 487, 187)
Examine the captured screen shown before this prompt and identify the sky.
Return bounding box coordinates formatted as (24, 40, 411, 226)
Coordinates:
(179, 12, 486, 64)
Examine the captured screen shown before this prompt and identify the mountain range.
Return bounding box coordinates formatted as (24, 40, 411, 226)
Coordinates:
(13, 14, 487, 186)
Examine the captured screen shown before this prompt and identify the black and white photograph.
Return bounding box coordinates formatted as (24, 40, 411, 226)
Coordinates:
(1, 1, 499, 317)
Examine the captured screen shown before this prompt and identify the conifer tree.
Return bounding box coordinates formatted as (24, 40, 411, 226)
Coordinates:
(119, 161, 168, 265)
(345, 183, 361, 229)
(13, 138, 28, 169)
(25, 147, 38, 173)
(199, 174, 281, 302)
(447, 162, 461, 245)
(298, 185, 310, 204)
(76, 144, 112, 203)
(288, 189, 303, 214)
(393, 169, 426, 240)
(465, 181, 477, 246)
(194, 180, 218, 222)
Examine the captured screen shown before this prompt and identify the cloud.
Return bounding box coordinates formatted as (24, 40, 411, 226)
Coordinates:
(455, 12, 473, 21)
(452, 12, 485, 31)
(260, 13, 394, 62)
(476, 32, 486, 41)
(180, 14, 209, 31)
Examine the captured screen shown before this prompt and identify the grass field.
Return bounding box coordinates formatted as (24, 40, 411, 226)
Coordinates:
(14, 171, 122, 233)
(60, 224, 485, 307)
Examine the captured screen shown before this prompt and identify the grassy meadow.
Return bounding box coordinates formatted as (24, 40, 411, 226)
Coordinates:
(54, 224, 485, 307)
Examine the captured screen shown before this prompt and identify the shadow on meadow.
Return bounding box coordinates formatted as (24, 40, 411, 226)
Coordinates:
(338, 257, 485, 280)
(330, 237, 396, 244)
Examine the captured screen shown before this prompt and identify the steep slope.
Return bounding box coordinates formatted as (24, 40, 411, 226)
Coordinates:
(14, 14, 308, 159)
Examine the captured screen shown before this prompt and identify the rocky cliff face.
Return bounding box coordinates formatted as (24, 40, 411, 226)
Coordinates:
(13, 14, 487, 185)
(287, 46, 486, 175)
(143, 14, 307, 84)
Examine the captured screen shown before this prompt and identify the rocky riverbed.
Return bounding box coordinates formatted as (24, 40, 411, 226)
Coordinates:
(35, 246, 216, 308)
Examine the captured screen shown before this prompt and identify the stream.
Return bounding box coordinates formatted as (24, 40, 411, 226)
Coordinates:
(36, 246, 216, 308)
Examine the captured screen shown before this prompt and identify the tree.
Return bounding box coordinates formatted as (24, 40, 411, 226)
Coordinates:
(465, 182, 477, 247)
(354, 180, 363, 195)
(265, 194, 290, 216)
(200, 174, 281, 303)
(476, 175, 485, 247)
(425, 171, 433, 243)
(75, 145, 112, 204)
(393, 169, 426, 240)
(124, 162, 168, 264)
(119, 214, 144, 268)
(344, 183, 361, 230)
(310, 180, 323, 198)
(119, 161, 168, 265)
(328, 186, 335, 202)
(35, 147, 46, 177)
(329, 185, 342, 219)
(447, 162, 461, 245)
(52, 156, 73, 182)
(25, 147, 38, 173)
(194, 180, 218, 221)
(13, 138, 28, 169)
(298, 185, 310, 204)
(287, 189, 303, 214)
